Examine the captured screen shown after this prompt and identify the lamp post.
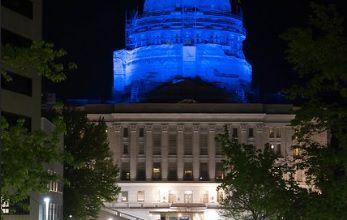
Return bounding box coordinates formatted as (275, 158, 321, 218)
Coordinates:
(43, 197, 50, 220)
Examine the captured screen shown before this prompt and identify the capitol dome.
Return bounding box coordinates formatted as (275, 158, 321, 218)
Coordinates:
(113, 0, 251, 103)
(144, 0, 232, 13)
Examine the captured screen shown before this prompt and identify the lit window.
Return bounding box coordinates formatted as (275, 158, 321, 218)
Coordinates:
(184, 191, 193, 203)
(121, 191, 128, 202)
(215, 162, 224, 180)
(121, 163, 130, 180)
(168, 192, 176, 203)
(1, 201, 9, 214)
(152, 163, 161, 180)
(137, 191, 145, 202)
(293, 147, 301, 159)
(47, 170, 60, 192)
(184, 163, 193, 181)
(269, 128, 275, 138)
(201, 192, 209, 203)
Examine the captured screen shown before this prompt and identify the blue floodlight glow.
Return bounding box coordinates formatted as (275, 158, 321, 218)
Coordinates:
(113, 0, 252, 102)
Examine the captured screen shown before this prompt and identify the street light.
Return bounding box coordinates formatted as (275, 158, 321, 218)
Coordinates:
(43, 197, 50, 220)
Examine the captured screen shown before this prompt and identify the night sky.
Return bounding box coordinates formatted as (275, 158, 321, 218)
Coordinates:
(42, 0, 347, 101)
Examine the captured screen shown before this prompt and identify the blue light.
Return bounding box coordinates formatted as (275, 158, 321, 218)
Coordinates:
(113, 0, 252, 102)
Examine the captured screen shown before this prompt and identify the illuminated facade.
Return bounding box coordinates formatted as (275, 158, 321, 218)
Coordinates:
(84, 103, 300, 220)
(113, 0, 252, 102)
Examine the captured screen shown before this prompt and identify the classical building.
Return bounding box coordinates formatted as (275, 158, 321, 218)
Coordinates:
(61, 1, 323, 220)
(113, 0, 251, 103)
(1, 0, 63, 219)
(81, 103, 299, 220)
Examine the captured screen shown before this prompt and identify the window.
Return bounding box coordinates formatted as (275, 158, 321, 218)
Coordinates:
(199, 163, 209, 181)
(48, 202, 57, 220)
(123, 128, 129, 138)
(169, 133, 177, 155)
(269, 128, 275, 138)
(276, 128, 281, 138)
(121, 191, 128, 202)
(121, 163, 130, 180)
(47, 170, 61, 192)
(138, 141, 145, 155)
(1, 28, 32, 47)
(232, 128, 238, 138)
(184, 133, 192, 155)
(1, 201, 9, 214)
(201, 192, 208, 203)
(215, 138, 223, 155)
(137, 191, 145, 202)
(199, 133, 208, 155)
(2, 111, 32, 131)
(5, 197, 30, 215)
(293, 147, 302, 159)
(1, 71, 32, 96)
(168, 192, 176, 203)
(215, 162, 224, 180)
(1, 0, 33, 19)
(153, 133, 161, 155)
(152, 162, 161, 180)
(137, 162, 146, 181)
(184, 191, 193, 203)
(139, 128, 144, 137)
(168, 162, 177, 181)
(123, 143, 129, 154)
(248, 128, 254, 138)
(276, 144, 282, 156)
(184, 162, 193, 181)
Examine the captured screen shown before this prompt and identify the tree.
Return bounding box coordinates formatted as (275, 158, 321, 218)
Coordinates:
(281, 2, 347, 219)
(1, 40, 76, 82)
(217, 130, 304, 220)
(63, 109, 120, 220)
(1, 41, 75, 213)
(0, 117, 64, 207)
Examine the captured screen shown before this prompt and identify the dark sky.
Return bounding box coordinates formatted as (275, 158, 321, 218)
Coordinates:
(42, 0, 346, 101)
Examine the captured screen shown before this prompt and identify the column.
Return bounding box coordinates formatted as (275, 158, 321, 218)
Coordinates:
(177, 124, 184, 181)
(255, 123, 265, 149)
(145, 124, 153, 180)
(193, 125, 200, 181)
(240, 123, 248, 144)
(113, 124, 122, 168)
(208, 125, 216, 180)
(129, 124, 137, 181)
(161, 124, 169, 181)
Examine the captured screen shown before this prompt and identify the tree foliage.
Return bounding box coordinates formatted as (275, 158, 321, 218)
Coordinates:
(0, 117, 64, 205)
(281, 2, 347, 219)
(217, 130, 304, 220)
(1, 40, 76, 82)
(63, 109, 120, 220)
(1, 40, 75, 215)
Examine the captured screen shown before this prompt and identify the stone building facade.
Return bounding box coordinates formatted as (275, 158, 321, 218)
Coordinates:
(84, 103, 298, 220)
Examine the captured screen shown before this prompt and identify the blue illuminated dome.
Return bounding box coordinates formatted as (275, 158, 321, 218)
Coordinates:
(113, 0, 252, 102)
